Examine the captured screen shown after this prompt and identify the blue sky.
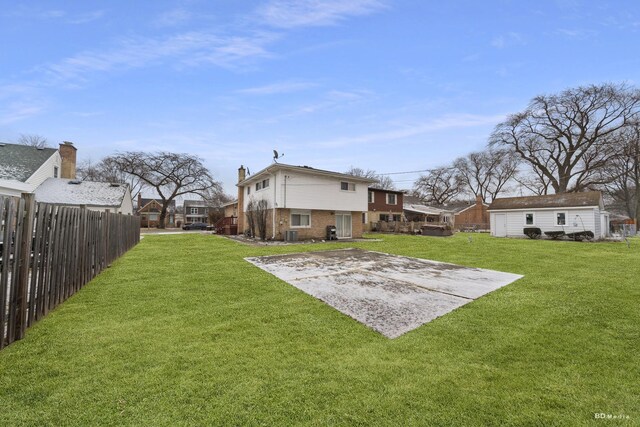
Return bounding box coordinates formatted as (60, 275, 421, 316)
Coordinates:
(1, 1, 639, 195)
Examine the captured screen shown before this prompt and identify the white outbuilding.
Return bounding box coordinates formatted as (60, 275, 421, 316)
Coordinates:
(488, 191, 610, 239)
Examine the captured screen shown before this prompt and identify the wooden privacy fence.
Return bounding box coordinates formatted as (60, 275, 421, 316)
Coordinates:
(0, 194, 140, 350)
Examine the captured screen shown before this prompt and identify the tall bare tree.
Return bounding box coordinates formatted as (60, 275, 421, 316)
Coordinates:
(453, 149, 519, 202)
(76, 158, 146, 201)
(345, 166, 396, 190)
(105, 151, 222, 228)
(490, 83, 640, 193)
(413, 167, 462, 205)
(601, 122, 640, 225)
(17, 133, 50, 149)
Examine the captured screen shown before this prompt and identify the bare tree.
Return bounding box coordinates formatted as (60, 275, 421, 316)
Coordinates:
(17, 133, 50, 149)
(345, 166, 396, 190)
(105, 151, 223, 228)
(413, 167, 462, 205)
(490, 83, 640, 193)
(76, 157, 146, 201)
(453, 149, 519, 202)
(601, 122, 640, 225)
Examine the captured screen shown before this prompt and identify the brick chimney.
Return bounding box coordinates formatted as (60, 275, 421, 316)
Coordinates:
(237, 165, 246, 234)
(476, 195, 483, 206)
(59, 141, 77, 179)
(137, 193, 143, 211)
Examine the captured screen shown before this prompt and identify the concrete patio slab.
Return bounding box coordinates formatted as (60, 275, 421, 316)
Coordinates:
(245, 248, 523, 338)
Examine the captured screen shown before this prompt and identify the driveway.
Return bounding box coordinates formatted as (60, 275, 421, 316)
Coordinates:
(246, 248, 523, 338)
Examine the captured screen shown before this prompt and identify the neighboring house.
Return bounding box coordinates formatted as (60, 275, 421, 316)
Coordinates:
(365, 188, 404, 231)
(136, 195, 176, 228)
(35, 178, 134, 214)
(488, 191, 610, 239)
(222, 199, 238, 218)
(0, 141, 76, 196)
(183, 199, 213, 224)
(448, 196, 490, 230)
(403, 195, 454, 224)
(236, 163, 377, 240)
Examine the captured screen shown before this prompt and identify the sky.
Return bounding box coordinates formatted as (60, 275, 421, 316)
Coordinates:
(1, 1, 639, 196)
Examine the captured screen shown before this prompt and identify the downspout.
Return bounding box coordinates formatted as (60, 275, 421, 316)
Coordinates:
(272, 172, 277, 240)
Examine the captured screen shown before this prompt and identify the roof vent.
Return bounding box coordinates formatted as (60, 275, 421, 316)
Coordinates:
(68, 180, 82, 185)
(37, 147, 45, 150)
(109, 183, 121, 187)
(0, 143, 5, 147)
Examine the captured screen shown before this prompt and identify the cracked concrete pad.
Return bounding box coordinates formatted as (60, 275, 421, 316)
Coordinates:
(245, 248, 523, 338)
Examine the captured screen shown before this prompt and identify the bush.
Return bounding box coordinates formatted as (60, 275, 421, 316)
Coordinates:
(544, 231, 565, 239)
(524, 227, 542, 239)
(566, 231, 594, 241)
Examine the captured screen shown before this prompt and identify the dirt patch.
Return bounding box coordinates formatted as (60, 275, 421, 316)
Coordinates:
(246, 248, 523, 338)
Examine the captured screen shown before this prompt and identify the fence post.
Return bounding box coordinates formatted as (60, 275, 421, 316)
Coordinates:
(15, 193, 35, 340)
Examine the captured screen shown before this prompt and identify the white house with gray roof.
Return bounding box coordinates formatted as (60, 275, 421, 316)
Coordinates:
(488, 191, 609, 239)
(35, 178, 134, 215)
(0, 141, 77, 197)
(0, 143, 62, 196)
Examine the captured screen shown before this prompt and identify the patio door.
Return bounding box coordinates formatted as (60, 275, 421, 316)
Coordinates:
(335, 212, 352, 239)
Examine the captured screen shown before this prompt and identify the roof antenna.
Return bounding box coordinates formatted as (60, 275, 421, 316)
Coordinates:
(246, 167, 251, 175)
(273, 149, 284, 163)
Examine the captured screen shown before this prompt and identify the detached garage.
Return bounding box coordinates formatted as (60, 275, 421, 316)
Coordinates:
(488, 191, 610, 239)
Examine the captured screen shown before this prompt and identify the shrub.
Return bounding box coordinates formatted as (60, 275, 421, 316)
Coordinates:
(544, 231, 565, 239)
(523, 227, 542, 239)
(566, 231, 594, 241)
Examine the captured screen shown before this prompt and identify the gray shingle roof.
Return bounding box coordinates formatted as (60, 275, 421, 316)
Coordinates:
(35, 178, 129, 207)
(0, 142, 57, 182)
(488, 191, 603, 210)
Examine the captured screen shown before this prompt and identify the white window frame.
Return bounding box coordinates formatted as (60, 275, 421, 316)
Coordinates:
(555, 211, 568, 226)
(190, 207, 198, 215)
(386, 193, 397, 205)
(290, 210, 311, 228)
(340, 182, 356, 192)
(368, 191, 374, 203)
(53, 166, 59, 178)
(256, 178, 270, 192)
(524, 212, 535, 226)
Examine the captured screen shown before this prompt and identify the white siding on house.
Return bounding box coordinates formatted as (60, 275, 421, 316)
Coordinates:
(491, 208, 599, 238)
(25, 152, 62, 189)
(242, 169, 368, 213)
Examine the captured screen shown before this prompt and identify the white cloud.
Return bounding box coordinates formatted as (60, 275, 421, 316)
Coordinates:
(42, 31, 278, 84)
(314, 113, 505, 148)
(555, 28, 597, 39)
(237, 81, 317, 95)
(0, 102, 45, 125)
(491, 32, 524, 49)
(257, 0, 386, 28)
(153, 8, 192, 28)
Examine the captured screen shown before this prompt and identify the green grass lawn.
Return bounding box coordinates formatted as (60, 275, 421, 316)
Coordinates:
(1, 233, 638, 426)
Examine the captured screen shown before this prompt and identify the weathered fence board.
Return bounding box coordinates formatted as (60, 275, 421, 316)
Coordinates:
(0, 195, 140, 349)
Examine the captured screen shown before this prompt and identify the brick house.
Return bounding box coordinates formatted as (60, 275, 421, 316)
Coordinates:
(236, 163, 376, 240)
(137, 194, 176, 228)
(365, 188, 404, 231)
(452, 196, 490, 230)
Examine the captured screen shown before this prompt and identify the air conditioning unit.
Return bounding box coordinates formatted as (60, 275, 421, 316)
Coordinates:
(285, 230, 298, 242)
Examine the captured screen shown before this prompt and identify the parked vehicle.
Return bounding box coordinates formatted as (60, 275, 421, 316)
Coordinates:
(182, 222, 209, 230)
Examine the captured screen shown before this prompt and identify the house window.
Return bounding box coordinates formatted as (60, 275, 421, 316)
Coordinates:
(556, 212, 567, 226)
(393, 214, 402, 222)
(53, 166, 59, 178)
(190, 208, 198, 215)
(247, 186, 251, 195)
(387, 193, 397, 205)
(256, 179, 270, 191)
(362, 213, 367, 224)
(368, 191, 374, 203)
(379, 214, 390, 222)
(148, 214, 159, 221)
(525, 213, 534, 225)
(341, 182, 356, 191)
(291, 211, 311, 228)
